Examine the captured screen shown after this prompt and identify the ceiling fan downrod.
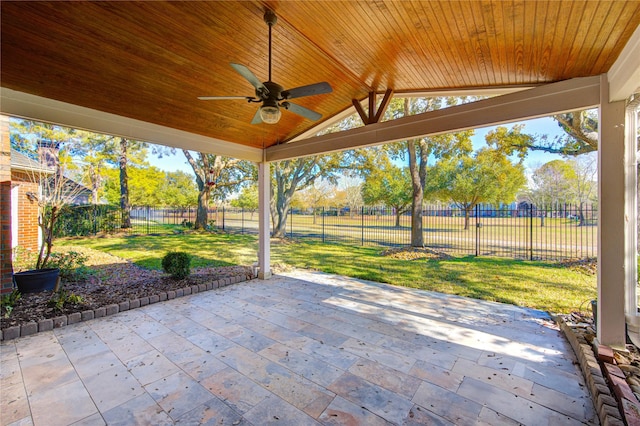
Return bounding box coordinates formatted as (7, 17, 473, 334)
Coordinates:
(264, 9, 277, 83)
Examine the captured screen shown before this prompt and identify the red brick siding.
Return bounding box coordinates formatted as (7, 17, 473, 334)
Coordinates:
(11, 171, 40, 252)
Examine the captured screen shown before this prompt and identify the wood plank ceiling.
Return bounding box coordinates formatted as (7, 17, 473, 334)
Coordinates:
(2, 1, 639, 151)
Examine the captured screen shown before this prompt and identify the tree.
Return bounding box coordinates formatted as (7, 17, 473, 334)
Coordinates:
(384, 97, 474, 246)
(428, 148, 526, 230)
(158, 171, 198, 208)
(102, 166, 165, 206)
(271, 154, 346, 237)
(10, 126, 90, 269)
(361, 160, 412, 227)
(183, 151, 255, 229)
(336, 176, 363, 217)
(230, 184, 259, 218)
(568, 153, 597, 225)
(295, 180, 333, 224)
(528, 160, 578, 207)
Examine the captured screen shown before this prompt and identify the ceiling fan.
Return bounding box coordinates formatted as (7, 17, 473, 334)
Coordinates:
(199, 9, 332, 125)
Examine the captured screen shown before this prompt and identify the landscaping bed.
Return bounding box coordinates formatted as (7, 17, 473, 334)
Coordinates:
(1, 246, 254, 333)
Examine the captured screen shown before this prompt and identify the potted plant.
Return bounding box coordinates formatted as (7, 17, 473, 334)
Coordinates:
(12, 138, 89, 293)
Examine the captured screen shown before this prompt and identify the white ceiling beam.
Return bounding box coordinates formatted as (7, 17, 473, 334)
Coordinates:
(0, 88, 263, 162)
(608, 23, 640, 102)
(266, 76, 601, 162)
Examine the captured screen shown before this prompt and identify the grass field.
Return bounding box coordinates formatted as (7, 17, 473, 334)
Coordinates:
(58, 232, 597, 315)
(218, 211, 598, 260)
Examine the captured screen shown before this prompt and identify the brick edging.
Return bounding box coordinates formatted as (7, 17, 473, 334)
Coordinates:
(0, 273, 253, 341)
(556, 316, 625, 426)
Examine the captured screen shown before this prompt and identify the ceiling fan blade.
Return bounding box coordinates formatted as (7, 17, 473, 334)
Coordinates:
(282, 82, 332, 100)
(198, 96, 255, 101)
(250, 108, 263, 125)
(283, 102, 322, 121)
(230, 63, 268, 96)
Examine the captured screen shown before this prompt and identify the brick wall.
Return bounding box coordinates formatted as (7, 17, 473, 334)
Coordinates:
(11, 171, 40, 252)
(1, 115, 13, 293)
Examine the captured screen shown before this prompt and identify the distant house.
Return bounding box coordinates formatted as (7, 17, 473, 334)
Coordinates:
(10, 149, 91, 252)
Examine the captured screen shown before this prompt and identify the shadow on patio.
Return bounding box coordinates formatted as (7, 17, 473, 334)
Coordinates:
(1, 270, 596, 425)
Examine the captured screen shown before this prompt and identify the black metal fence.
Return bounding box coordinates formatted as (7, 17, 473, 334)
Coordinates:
(55, 203, 597, 261)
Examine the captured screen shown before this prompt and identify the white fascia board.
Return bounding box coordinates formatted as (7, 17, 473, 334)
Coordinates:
(609, 23, 640, 102)
(0, 88, 263, 162)
(267, 76, 600, 162)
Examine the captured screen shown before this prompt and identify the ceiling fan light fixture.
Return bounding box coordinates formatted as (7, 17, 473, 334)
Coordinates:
(259, 104, 281, 124)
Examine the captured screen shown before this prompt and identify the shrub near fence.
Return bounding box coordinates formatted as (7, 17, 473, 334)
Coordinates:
(56, 203, 597, 261)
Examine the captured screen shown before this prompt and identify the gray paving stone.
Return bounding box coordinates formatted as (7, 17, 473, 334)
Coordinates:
(20, 322, 37, 337)
(38, 318, 53, 332)
(1, 271, 597, 426)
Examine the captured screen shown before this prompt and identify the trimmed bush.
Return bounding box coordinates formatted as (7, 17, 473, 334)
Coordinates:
(162, 251, 191, 279)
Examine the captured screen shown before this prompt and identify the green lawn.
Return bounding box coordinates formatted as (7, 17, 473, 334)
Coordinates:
(58, 232, 596, 315)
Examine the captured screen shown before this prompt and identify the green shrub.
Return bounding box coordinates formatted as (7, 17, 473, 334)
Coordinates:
(47, 251, 93, 281)
(162, 251, 191, 279)
(1, 290, 21, 318)
(48, 289, 84, 312)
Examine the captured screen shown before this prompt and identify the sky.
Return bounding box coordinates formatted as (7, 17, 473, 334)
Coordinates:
(150, 115, 569, 175)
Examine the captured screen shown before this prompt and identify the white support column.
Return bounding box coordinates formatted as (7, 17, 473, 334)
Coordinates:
(257, 161, 272, 280)
(625, 99, 638, 318)
(597, 74, 628, 347)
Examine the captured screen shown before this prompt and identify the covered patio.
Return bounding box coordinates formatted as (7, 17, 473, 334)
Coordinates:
(1, 1, 640, 424)
(2, 270, 594, 425)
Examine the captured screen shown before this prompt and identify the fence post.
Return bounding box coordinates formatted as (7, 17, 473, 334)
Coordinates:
(475, 204, 479, 256)
(361, 206, 364, 246)
(222, 206, 225, 231)
(146, 206, 150, 234)
(290, 207, 293, 238)
(322, 207, 325, 243)
(529, 204, 534, 261)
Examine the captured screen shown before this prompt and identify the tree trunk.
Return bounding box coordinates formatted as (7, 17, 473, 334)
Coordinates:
(272, 198, 290, 238)
(195, 188, 209, 229)
(463, 209, 471, 230)
(395, 210, 402, 228)
(407, 138, 424, 247)
(119, 138, 132, 228)
(578, 202, 586, 226)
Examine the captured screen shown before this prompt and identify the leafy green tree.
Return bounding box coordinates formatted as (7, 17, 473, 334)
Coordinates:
(158, 171, 198, 207)
(428, 149, 526, 230)
(336, 176, 363, 217)
(362, 160, 412, 227)
(230, 184, 259, 219)
(295, 180, 333, 224)
(102, 166, 165, 206)
(384, 97, 474, 246)
(527, 160, 578, 207)
(183, 151, 255, 229)
(271, 153, 347, 237)
(568, 153, 597, 225)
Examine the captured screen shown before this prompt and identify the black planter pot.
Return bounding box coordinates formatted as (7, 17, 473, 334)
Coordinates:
(13, 268, 60, 293)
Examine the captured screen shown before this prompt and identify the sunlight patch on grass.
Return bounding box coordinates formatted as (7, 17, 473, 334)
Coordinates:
(58, 234, 596, 314)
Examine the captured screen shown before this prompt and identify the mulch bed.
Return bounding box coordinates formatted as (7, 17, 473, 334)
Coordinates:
(1, 246, 254, 330)
(380, 246, 453, 261)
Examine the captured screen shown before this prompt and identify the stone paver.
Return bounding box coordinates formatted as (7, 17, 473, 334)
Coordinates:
(0, 271, 597, 425)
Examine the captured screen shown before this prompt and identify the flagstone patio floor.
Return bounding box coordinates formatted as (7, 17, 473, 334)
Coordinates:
(1, 270, 596, 425)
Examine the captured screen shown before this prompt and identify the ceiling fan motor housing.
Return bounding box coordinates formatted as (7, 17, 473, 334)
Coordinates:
(260, 81, 284, 102)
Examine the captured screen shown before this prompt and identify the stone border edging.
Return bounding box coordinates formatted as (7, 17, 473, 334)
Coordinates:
(0, 274, 252, 341)
(556, 316, 625, 426)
